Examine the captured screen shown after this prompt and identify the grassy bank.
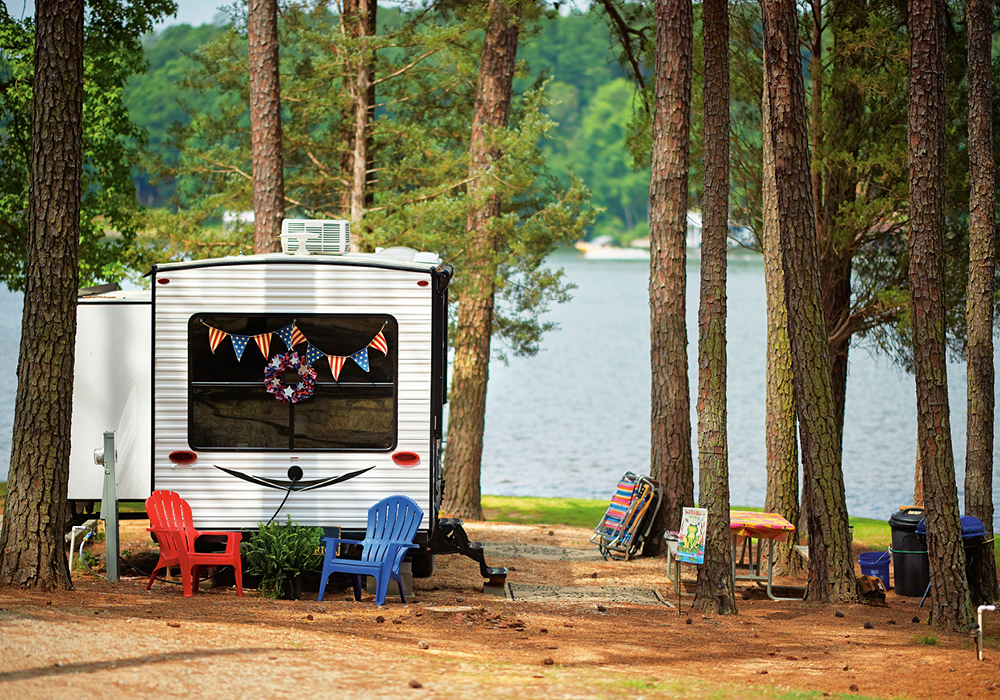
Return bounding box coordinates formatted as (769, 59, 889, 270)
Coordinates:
(483, 495, 892, 550)
(0, 483, 946, 554)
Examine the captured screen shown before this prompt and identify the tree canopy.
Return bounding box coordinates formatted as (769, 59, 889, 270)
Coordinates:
(0, 0, 176, 291)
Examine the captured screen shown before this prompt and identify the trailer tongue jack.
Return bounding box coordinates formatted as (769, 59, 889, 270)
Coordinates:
(427, 518, 508, 591)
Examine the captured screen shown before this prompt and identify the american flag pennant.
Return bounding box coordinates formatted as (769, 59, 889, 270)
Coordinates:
(304, 343, 325, 366)
(253, 333, 272, 359)
(328, 355, 346, 381)
(230, 335, 250, 361)
(276, 324, 307, 349)
(207, 325, 228, 353)
(368, 329, 388, 356)
(350, 347, 370, 372)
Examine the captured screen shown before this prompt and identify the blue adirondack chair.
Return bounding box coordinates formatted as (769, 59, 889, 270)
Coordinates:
(317, 495, 423, 605)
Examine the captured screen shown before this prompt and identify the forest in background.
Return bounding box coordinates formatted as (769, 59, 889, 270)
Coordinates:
(128, 7, 647, 243)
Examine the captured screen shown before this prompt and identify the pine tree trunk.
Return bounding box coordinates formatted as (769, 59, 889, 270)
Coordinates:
(964, 0, 998, 605)
(820, 0, 865, 446)
(0, 0, 82, 590)
(761, 46, 802, 577)
(248, 0, 284, 254)
(908, 0, 974, 631)
(824, 262, 852, 445)
(762, 0, 856, 603)
(809, 0, 823, 244)
(692, 0, 735, 614)
(645, 0, 695, 557)
(348, 0, 373, 243)
(442, 0, 520, 521)
(338, 0, 376, 250)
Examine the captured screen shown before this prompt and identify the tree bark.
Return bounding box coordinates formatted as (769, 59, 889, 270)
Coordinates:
(0, 0, 82, 590)
(820, 0, 866, 446)
(964, 0, 999, 606)
(908, 0, 973, 631)
(442, 0, 521, 521)
(761, 0, 856, 603)
(338, 0, 376, 235)
(692, 0, 735, 614)
(347, 0, 375, 248)
(248, 0, 285, 254)
(809, 0, 823, 245)
(645, 0, 695, 557)
(761, 41, 802, 577)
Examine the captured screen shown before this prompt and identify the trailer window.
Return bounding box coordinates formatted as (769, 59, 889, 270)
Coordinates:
(188, 314, 397, 451)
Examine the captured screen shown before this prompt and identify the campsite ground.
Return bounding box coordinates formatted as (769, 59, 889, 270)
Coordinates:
(2, 517, 1000, 699)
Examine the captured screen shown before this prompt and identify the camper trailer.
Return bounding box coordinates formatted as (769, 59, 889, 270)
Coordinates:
(68, 220, 502, 583)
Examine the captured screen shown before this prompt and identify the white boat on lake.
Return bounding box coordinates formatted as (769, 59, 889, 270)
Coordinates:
(574, 236, 650, 260)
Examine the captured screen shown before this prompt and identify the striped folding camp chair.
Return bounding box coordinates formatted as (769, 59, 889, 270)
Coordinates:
(589, 472, 662, 560)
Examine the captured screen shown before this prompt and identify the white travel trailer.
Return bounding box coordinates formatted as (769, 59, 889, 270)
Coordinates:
(68, 221, 502, 582)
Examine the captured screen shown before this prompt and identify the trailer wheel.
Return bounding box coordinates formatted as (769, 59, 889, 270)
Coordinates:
(410, 549, 435, 578)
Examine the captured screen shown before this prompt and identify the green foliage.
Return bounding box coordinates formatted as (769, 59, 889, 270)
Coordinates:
(127, 7, 629, 238)
(720, 0, 992, 371)
(559, 78, 650, 241)
(0, 0, 176, 290)
(518, 8, 647, 242)
(244, 515, 324, 599)
(153, 5, 593, 360)
(127, 22, 229, 206)
(916, 634, 938, 645)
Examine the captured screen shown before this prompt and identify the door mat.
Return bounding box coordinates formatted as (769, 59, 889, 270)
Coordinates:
(506, 583, 672, 606)
(483, 543, 605, 562)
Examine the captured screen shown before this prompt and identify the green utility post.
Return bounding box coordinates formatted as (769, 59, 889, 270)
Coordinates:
(99, 430, 119, 582)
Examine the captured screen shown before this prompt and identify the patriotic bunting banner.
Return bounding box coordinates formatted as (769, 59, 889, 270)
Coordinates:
(202, 321, 389, 379)
(253, 333, 271, 359)
(328, 355, 346, 381)
(275, 324, 307, 349)
(208, 326, 228, 353)
(349, 348, 370, 372)
(304, 343, 325, 366)
(231, 335, 250, 361)
(369, 330, 388, 355)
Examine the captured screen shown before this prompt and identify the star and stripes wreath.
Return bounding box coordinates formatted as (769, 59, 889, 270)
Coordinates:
(263, 351, 317, 404)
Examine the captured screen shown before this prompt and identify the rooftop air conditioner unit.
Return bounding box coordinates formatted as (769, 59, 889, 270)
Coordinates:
(280, 219, 351, 256)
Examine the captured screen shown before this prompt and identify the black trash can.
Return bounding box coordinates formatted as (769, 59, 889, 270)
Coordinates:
(889, 507, 929, 597)
(916, 515, 986, 600)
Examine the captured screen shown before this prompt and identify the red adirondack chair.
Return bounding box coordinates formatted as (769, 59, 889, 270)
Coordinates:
(145, 490, 243, 597)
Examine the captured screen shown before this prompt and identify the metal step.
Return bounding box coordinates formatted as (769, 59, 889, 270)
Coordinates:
(427, 518, 508, 588)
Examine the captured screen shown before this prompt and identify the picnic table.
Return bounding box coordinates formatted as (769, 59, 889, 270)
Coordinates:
(667, 510, 803, 602)
(730, 510, 802, 601)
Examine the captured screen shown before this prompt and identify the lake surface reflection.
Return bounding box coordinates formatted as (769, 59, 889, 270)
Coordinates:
(479, 248, 999, 528)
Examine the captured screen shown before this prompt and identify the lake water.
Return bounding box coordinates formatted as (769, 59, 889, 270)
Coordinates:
(0, 250, 996, 528)
(478, 247, 999, 528)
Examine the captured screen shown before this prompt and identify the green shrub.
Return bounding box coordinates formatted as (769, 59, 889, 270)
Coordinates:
(244, 516, 324, 599)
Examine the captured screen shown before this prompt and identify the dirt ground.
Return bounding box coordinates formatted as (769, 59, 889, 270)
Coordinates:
(2, 520, 1000, 700)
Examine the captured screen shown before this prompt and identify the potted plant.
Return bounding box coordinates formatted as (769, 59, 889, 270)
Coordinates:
(244, 516, 324, 599)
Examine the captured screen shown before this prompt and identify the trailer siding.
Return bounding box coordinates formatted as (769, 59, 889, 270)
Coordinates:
(68, 295, 153, 501)
(153, 262, 436, 531)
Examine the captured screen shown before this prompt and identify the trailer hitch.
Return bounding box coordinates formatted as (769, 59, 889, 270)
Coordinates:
(428, 517, 508, 590)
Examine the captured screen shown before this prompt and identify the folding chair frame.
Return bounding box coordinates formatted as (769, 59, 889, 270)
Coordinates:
(590, 473, 662, 560)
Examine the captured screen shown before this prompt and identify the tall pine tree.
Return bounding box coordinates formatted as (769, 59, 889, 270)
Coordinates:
(646, 0, 695, 555)
(0, 0, 84, 590)
(908, 0, 973, 630)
